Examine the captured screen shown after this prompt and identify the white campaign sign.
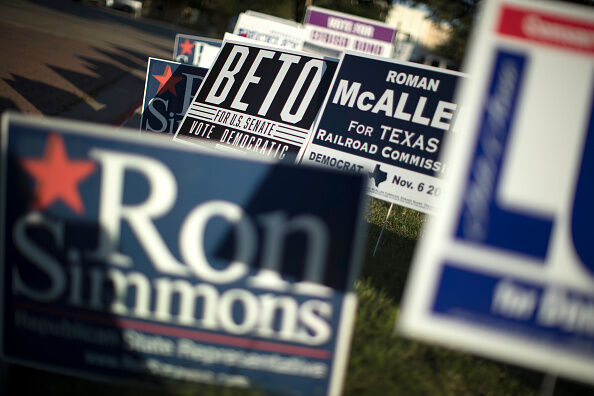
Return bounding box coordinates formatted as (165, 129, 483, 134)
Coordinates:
(398, 0, 594, 384)
(303, 6, 396, 58)
(233, 12, 306, 51)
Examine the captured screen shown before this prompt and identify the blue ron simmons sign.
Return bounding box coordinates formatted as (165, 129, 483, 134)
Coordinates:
(0, 113, 367, 395)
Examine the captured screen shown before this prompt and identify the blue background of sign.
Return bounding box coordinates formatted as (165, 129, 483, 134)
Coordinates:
(432, 263, 594, 360)
(1, 119, 365, 395)
(141, 59, 207, 134)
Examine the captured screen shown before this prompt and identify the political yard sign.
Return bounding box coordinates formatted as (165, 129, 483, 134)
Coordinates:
(303, 6, 396, 58)
(173, 40, 338, 163)
(233, 12, 306, 51)
(301, 52, 465, 214)
(140, 58, 207, 135)
(0, 113, 367, 395)
(173, 34, 222, 68)
(398, 0, 594, 384)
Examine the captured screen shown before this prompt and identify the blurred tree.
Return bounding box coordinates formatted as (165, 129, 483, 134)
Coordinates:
(310, 0, 390, 21)
(402, 0, 594, 66)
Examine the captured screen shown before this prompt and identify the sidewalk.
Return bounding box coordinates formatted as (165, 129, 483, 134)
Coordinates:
(58, 71, 145, 128)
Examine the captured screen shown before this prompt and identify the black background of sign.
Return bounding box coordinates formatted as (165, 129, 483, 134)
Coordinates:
(195, 43, 338, 130)
(313, 53, 461, 177)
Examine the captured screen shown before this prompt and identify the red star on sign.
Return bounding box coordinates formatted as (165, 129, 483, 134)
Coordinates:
(179, 38, 195, 55)
(21, 133, 96, 215)
(152, 65, 182, 96)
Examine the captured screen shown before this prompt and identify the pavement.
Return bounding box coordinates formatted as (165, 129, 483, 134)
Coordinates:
(0, 0, 204, 130)
(58, 71, 144, 128)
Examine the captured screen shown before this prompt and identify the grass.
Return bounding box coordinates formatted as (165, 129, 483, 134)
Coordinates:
(2, 198, 594, 395)
(345, 198, 594, 396)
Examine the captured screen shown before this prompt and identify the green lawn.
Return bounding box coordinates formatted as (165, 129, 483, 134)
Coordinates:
(345, 198, 593, 396)
(2, 198, 594, 395)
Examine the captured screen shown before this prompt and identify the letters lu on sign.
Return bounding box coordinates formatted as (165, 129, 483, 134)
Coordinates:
(300, 51, 465, 214)
(398, 0, 594, 384)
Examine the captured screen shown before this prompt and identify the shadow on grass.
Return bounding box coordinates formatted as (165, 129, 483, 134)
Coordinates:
(357, 198, 424, 304)
(351, 198, 594, 396)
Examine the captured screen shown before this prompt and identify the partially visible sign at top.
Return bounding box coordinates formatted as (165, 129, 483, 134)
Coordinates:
(300, 51, 465, 214)
(174, 40, 338, 163)
(303, 6, 396, 58)
(173, 34, 222, 68)
(233, 12, 306, 51)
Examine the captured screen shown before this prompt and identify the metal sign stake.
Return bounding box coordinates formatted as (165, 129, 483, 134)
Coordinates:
(373, 203, 393, 257)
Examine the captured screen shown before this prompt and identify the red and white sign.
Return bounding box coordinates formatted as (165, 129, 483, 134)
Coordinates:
(497, 5, 594, 54)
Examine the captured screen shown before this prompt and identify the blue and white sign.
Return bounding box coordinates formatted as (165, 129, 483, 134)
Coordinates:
(300, 51, 465, 214)
(173, 34, 222, 68)
(140, 58, 207, 134)
(233, 12, 305, 50)
(398, 0, 594, 384)
(0, 113, 367, 395)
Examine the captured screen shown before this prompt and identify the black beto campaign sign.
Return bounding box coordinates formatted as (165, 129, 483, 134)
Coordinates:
(174, 40, 338, 163)
(1, 113, 367, 396)
(301, 52, 465, 213)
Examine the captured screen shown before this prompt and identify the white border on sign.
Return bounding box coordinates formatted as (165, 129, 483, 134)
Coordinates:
(305, 5, 397, 34)
(139, 57, 155, 135)
(0, 112, 8, 367)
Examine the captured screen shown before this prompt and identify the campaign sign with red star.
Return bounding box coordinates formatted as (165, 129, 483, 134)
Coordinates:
(0, 113, 367, 396)
(173, 33, 222, 68)
(140, 58, 207, 134)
